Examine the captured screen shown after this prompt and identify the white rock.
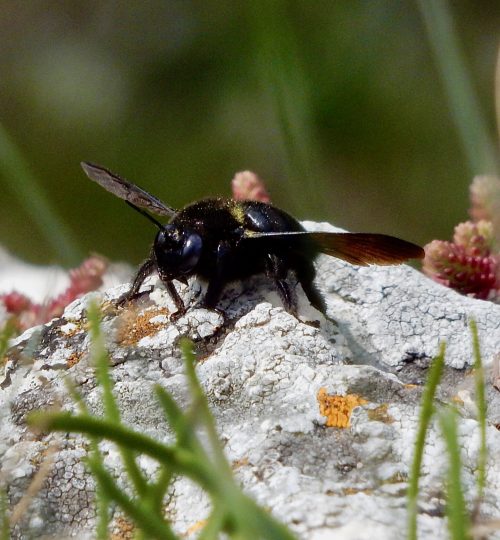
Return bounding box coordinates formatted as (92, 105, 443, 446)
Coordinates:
(1, 224, 500, 539)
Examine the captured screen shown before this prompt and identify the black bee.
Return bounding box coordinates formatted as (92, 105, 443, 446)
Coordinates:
(81, 162, 424, 320)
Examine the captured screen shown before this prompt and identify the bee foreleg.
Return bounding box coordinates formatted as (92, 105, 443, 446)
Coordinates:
(164, 280, 186, 321)
(117, 258, 156, 306)
(197, 242, 231, 319)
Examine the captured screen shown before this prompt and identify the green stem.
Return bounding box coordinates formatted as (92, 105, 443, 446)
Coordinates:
(470, 320, 487, 510)
(407, 342, 446, 540)
(438, 408, 472, 540)
(29, 412, 216, 491)
(0, 122, 81, 264)
(0, 488, 9, 540)
(197, 506, 227, 540)
(417, 0, 499, 175)
(247, 0, 323, 216)
(88, 458, 177, 540)
(87, 302, 148, 497)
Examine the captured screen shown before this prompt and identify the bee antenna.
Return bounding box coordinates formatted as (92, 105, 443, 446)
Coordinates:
(125, 201, 165, 230)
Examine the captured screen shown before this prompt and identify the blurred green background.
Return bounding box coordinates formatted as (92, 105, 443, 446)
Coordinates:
(0, 1, 498, 267)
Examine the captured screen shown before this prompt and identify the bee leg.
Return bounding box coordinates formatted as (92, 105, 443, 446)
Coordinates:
(163, 281, 187, 321)
(198, 280, 226, 321)
(200, 279, 225, 311)
(197, 242, 229, 320)
(117, 258, 156, 306)
(295, 260, 327, 316)
(266, 255, 298, 317)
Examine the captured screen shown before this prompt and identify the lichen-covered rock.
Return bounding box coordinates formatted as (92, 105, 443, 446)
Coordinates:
(1, 222, 500, 539)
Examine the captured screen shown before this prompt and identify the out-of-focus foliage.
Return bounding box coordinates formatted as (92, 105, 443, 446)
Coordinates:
(0, 1, 498, 265)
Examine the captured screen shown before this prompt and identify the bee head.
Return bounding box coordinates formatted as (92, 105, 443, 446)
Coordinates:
(153, 225, 203, 278)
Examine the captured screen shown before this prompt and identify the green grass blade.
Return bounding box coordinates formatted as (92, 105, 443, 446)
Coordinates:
(238, 496, 297, 540)
(38, 333, 297, 539)
(496, 46, 500, 144)
(87, 458, 177, 540)
(0, 487, 9, 540)
(180, 339, 236, 480)
(155, 385, 199, 447)
(87, 301, 148, 497)
(0, 122, 82, 264)
(179, 339, 297, 540)
(87, 301, 120, 422)
(146, 466, 173, 515)
(438, 407, 472, 540)
(28, 411, 216, 491)
(0, 319, 16, 362)
(94, 480, 111, 540)
(417, 0, 499, 175)
(407, 342, 446, 540)
(197, 507, 226, 540)
(247, 0, 324, 215)
(470, 320, 487, 509)
(64, 378, 111, 537)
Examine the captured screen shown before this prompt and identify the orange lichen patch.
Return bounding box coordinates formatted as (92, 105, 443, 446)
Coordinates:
(384, 471, 407, 484)
(342, 486, 374, 496)
(183, 520, 208, 537)
(66, 351, 83, 368)
(317, 387, 367, 428)
(58, 322, 83, 339)
(110, 515, 135, 540)
(232, 457, 249, 469)
(64, 328, 80, 339)
(101, 298, 119, 314)
(117, 307, 170, 346)
(366, 403, 394, 424)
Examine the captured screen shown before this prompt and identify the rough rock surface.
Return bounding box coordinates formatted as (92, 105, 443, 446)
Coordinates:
(1, 222, 500, 539)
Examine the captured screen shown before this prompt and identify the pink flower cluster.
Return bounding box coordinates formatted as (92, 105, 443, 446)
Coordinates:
(1, 255, 108, 332)
(423, 221, 498, 300)
(423, 175, 500, 302)
(231, 171, 270, 203)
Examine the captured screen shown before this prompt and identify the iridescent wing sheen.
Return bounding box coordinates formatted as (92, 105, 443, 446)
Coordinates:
(81, 161, 176, 217)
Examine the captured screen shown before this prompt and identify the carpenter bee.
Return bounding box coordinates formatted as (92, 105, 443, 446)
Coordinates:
(81, 162, 424, 320)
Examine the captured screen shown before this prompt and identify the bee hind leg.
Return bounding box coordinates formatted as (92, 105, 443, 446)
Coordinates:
(294, 260, 327, 316)
(266, 254, 298, 317)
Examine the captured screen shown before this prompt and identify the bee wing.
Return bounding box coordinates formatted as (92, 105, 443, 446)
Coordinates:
(81, 162, 176, 217)
(244, 231, 424, 266)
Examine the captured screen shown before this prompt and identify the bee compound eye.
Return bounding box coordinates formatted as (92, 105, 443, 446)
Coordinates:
(178, 232, 203, 273)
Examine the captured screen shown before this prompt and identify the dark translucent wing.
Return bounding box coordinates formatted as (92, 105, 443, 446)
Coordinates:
(81, 161, 176, 217)
(244, 231, 424, 266)
(308, 232, 424, 265)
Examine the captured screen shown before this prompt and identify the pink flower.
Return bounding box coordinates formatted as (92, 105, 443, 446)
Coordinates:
(231, 171, 271, 203)
(469, 175, 500, 248)
(1, 291, 32, 315)
(1, 255, 108, 333)
(423, 221, 499, 300)
(453, 221, 494, 255)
